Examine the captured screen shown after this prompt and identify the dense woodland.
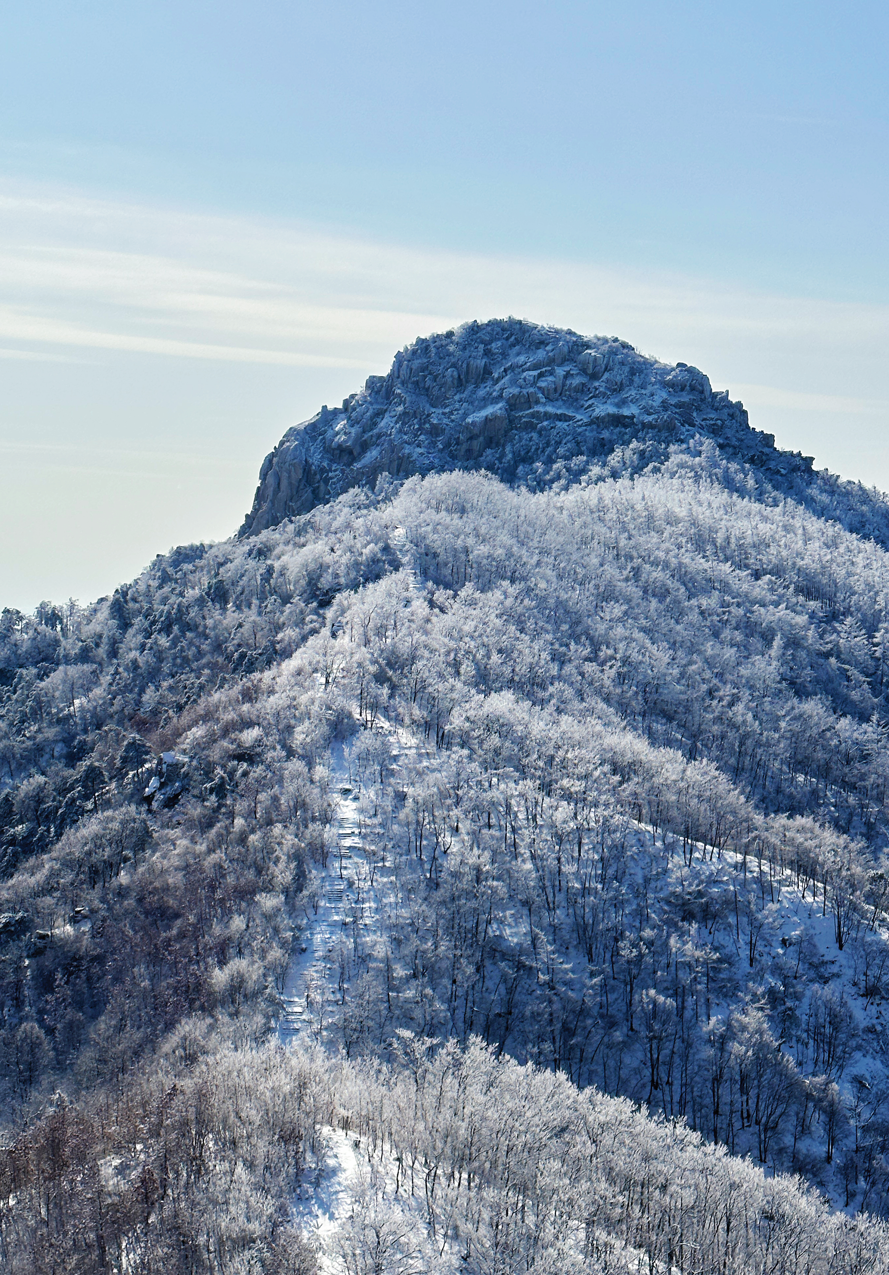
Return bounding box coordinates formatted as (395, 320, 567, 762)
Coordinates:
(7, 344, 889, 1267)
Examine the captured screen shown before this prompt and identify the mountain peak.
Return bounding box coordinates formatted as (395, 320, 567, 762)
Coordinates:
(241, 317, 811, 535)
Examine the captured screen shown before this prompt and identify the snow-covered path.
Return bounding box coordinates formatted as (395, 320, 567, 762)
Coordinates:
(278, 530, 425, 1044)
(291, 1124, 463, 1275)
(291, 1127, 365, 1266)
(277, 742, 368, 1041)
(277, 724, 419, 1045)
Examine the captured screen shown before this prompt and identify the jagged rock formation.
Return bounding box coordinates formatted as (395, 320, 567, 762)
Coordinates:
(241, 317, 814, 536)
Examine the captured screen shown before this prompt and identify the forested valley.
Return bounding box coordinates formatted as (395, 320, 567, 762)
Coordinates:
(4, 320, 889, 1271)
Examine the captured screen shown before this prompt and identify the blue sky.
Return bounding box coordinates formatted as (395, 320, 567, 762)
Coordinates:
(2, 1, 888, 608)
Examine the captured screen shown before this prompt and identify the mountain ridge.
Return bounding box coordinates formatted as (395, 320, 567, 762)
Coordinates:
(242, 316, 820, 537)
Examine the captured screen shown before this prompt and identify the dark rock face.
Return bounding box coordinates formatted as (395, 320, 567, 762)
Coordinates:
(241, 317, 813, 536)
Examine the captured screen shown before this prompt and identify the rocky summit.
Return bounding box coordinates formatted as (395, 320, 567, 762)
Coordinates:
(241, 317, 813, 536)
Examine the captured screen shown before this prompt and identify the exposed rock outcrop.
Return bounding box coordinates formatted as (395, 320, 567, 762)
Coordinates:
(241, 317, 814, 536)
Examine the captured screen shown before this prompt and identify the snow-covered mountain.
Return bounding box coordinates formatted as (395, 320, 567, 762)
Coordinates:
(243, 318, 807, 535)
(245, 318, 889, 560)
(5, 320, 889, 1272)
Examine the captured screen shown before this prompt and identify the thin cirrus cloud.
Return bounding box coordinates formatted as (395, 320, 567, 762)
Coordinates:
(0, 306, 369, 368)
(0, 253, 453, 369)
(3, 181, 889, 403)
(0, 345, 87, 362)
(2, 179, 889, 610)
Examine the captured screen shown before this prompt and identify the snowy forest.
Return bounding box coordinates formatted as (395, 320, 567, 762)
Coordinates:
(4, 319, 889, 1271)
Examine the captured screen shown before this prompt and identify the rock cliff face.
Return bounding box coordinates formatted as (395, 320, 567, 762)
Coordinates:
(241, 317, 812, 535)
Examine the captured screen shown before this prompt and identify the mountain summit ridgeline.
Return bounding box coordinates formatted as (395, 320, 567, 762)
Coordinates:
(243, 317, 814, 536)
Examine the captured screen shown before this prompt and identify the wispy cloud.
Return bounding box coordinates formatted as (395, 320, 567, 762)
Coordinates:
(2, 177, 889, 613)
(0, 344, 88, 362)
(2, 177, 889, 411)
(0, 183, 459, 367)
(0, 306, 369, 366)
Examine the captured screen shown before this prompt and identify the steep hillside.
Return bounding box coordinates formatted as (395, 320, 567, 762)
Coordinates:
(4, 320, 889, 1272)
